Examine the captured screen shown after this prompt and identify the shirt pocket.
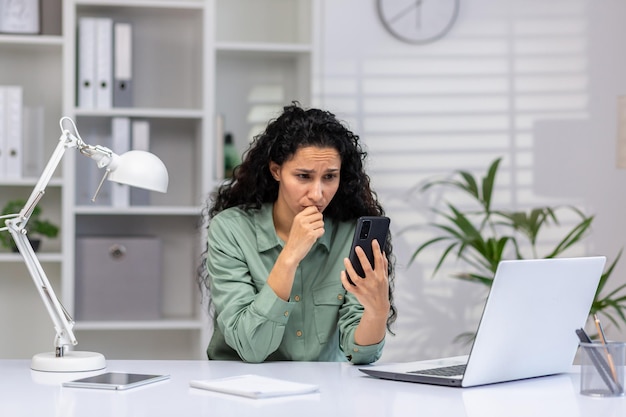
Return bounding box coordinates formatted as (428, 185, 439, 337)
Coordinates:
(312, 284, 346, 344)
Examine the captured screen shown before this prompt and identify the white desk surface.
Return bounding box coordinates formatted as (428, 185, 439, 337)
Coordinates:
(1, 359, 624, 417)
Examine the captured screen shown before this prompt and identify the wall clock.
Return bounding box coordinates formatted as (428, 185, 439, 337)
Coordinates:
(376, 0, 460, 44)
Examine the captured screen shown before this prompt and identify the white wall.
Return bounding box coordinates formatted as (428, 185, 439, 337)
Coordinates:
(315, 0, 626, 362)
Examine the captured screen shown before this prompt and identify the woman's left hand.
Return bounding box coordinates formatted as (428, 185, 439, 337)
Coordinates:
(341, 239, 390, 324)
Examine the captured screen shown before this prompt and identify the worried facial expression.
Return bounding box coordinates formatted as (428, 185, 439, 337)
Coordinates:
(270, 146, 341, 219)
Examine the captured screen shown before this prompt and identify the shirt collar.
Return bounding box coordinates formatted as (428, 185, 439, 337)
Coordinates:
(255, 203, 332, 253)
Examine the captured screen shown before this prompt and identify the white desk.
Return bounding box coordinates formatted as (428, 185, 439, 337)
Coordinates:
(1, 359, 624, 416)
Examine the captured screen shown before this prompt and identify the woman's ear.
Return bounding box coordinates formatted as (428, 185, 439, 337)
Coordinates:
(269, 161, 280, 181)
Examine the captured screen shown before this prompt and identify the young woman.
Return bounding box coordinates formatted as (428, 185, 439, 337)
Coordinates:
(199, 103, 396, 363)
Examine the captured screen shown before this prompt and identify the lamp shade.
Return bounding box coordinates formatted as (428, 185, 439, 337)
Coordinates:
(107, 150, 169, 193)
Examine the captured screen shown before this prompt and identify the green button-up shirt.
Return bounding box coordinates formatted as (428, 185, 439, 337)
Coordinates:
(206, 203, 384, 364)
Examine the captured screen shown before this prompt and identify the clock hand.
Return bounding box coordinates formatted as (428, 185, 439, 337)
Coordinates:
(389, 1, 418, 24)
(416, 0, 423, 30)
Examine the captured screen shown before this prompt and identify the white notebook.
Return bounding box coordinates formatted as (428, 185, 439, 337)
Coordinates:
(190, 374, 319, 399)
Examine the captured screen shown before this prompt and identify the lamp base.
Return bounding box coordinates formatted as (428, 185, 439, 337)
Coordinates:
(31, 351, 106, 373)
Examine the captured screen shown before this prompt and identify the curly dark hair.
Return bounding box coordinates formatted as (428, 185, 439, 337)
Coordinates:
(199, 102, 397, 331)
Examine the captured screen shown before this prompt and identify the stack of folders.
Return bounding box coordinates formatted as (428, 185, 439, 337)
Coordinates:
(77, 17, 133, 109)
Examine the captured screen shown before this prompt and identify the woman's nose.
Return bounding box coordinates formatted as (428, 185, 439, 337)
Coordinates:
(308, 181, 323, 201)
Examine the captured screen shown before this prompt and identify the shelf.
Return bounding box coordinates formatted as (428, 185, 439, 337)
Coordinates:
(0, 252, 63, 263)
(216, 42, 312, 55)
(74, 206, 201, 216)
(74, 319, 204, 331)
(0, 178, 63, 187)
(73, 108, 204, 119)
(75, 0, 204, 10)
(0, 35, 63, 47)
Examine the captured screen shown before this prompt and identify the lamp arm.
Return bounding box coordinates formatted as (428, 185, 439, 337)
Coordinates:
(17, 131, 80, 228)
(4, 131, 79, 355)
(6, 223, 77, 353)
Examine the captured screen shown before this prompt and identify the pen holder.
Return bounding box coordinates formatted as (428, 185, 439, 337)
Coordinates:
(579, 342, 626, 397)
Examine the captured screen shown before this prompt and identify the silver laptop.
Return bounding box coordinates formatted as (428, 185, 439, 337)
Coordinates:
(360, 256, 606, 387)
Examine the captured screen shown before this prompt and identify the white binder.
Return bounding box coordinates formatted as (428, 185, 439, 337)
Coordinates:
(21, 105, 45, 177)
(95, 18, 113, 109)
(0, 87, 5, 177)
(130, 120, 150, 205)
(111, 117, 130, 207)
(113, 22, 133, 107)
(4, 86, 22, 178)
(131, 119, 150, 151)
(77, 17, 97, 109)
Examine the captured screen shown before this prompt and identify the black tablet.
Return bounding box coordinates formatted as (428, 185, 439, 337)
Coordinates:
(62, 372, 170, 390)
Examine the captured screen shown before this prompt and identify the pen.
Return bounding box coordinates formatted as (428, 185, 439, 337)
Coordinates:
(593, 314, 619, 383)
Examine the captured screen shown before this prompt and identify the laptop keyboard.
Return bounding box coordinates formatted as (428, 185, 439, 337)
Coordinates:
(409, 364, 467, 377)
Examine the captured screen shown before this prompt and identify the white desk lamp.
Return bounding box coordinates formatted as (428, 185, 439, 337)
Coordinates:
(0, 117, 169, 372)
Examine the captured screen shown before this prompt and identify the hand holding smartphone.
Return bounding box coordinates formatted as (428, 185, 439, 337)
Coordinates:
(346, 216, 390, 285)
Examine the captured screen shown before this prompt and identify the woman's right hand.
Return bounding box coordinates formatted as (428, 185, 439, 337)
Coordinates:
(268, 206, 325, 300)
(283, 206, 325, 264)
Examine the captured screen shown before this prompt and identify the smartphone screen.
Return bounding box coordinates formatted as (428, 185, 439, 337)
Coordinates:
(346, 216, 390, 285)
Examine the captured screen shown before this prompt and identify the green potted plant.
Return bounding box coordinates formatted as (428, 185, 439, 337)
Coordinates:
(408, 157, 626, 337)
(0, 199, 59, 252)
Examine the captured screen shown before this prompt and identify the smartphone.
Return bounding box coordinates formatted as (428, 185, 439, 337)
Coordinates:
(346, 216, 390, 285)
(62, 372, 170, 390)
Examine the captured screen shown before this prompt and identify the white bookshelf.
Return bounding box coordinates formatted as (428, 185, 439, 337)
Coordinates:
(61, 0, 209, 360)
(0, 0, 315, 360)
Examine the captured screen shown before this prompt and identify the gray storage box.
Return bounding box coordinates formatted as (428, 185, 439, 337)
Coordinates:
(75, 237, 162, 320)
